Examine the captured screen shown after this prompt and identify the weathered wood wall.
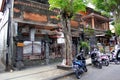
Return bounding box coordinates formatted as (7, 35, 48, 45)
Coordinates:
(13, 0, 82, 29)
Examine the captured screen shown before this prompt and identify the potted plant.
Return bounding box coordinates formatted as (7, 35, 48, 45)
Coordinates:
(79, 41, 90, 58)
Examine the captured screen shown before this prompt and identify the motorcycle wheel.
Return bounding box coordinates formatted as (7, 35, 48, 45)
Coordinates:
(98, 63, 102, 69)
(83, 66, 88, 72)
(115, 61, 120, 65)
(105, 61, 109, 66)
(75, 70, 81, 79)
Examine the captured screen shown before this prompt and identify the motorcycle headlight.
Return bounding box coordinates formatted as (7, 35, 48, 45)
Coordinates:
(73, 65, 79, 68)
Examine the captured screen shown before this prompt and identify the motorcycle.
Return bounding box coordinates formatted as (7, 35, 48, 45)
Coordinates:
(109, 50, 120, 64)
(100, 54, 109, 66)
(90, 49, 102, 69)
(72, 53, 87, 79)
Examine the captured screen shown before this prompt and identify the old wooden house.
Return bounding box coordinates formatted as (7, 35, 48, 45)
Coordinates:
(0, 0, 111, 70)
(80, 7, 111, 52)
(12, 0, 85, 68)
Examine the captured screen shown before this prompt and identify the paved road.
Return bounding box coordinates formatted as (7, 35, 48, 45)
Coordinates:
(57, 63, 120, 80)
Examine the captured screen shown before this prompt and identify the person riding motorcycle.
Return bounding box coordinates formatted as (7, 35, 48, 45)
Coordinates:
(76, 50, 86, 64)
(90, 48, 102, 69)
(90, 48, 100, 59)
(72, 50, 87, 79)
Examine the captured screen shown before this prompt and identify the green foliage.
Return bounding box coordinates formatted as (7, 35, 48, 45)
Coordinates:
(105, 30, 112, 37)
(115, 23, 120, 36)
(84, 27, 94, 36)
(79, 41, 90, 56)
(80, 41, 89, 49)
(100, 48, 104, 53)
(49, 0, 69, 10)
(101, 11, 111, 17)
(48, 0, 87, 18)
(91, 0, 117, 12)
(72, 0, 87, 13)
(88, 0, 120, 19)
(111, 21, 115, 25)
(88, 0, 120, 35)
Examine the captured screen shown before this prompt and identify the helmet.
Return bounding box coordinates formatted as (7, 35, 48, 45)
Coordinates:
(94, 48, 97, 51)
(81, 49, 84, 53)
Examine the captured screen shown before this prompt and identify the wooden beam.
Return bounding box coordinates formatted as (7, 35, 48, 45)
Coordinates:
(82, 13, 110, 22)
(13, 18, 58, 28)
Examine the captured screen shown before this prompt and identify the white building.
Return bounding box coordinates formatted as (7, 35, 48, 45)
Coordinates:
(0, 0, 10, 71)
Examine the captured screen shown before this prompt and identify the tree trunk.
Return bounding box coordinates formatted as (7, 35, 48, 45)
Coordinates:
(64, 18, 72, 66)
(60, 15, 72, 66)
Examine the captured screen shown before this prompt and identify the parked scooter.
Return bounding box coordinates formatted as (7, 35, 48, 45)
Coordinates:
(72, 52, 87, 79)
(109, 50, 120, 64)
(100, 54, 109, 66)
(90, 49, 102, 69)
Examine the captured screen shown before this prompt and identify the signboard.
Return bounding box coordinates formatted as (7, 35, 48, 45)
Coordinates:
(57, 32, 65, 44)
(57, 38, 65, 44)
(23, 41, 41, 54)
(17, 42, 24, 47)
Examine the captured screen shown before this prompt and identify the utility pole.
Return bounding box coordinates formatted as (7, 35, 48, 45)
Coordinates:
(6, 0, 14, 71)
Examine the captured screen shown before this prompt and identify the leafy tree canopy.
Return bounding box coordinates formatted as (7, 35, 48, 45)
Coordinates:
(115, 23, 120, 36)
(89, 0, 120, 36)
(91, 0, 118, 12)
(79, 41, 89, 49)
(89, 0, 120, 20)
(49, 0, 87, 17)
(48, 0, 88, 65)
(105, 30, 112, 37)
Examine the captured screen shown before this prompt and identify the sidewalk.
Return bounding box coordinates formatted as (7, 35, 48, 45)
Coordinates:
(0, 60, 5, 72)
(0, 58, 91, 80)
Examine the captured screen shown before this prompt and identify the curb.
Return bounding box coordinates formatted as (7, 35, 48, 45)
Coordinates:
(48, 70, 74, 80)
(49, 63, 92, 80)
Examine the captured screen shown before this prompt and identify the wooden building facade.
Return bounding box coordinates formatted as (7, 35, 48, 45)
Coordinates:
(12, 0, 83, 68)
(4, 0, 111, 69)
(80, 7, 111, 52)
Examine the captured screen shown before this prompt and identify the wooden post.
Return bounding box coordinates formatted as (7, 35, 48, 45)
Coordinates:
(90, 16, 96, 52)
(45, 35, 50, 65)
(30, 28, 35, 41)
(45, 42, 49, 64)
(16, 42, 24, 70)
(106, 22, 109, 30)
(91, 16, 95, 29)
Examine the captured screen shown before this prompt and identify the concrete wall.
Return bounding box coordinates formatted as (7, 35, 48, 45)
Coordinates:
(0, 8, 9, 72)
